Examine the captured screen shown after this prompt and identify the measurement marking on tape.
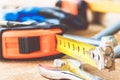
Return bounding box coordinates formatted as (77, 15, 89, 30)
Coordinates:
(56, 35, 97, 67)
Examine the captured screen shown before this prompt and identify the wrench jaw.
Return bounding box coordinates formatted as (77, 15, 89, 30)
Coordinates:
(53, 59, 103, 80)
(39, 64, 83, 80)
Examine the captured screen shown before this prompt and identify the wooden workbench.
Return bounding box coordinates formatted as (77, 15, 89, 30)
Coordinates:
(0, 24, 120, 80)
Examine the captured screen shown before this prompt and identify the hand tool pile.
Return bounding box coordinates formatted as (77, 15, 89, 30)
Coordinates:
(39, 20, 120, 80)
(0, 20, 119, 80)
(0, 0, 120, 80)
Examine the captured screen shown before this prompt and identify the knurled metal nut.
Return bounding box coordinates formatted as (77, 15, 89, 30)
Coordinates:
(105, 57, 113, 68)
(105, 46, 113, 56)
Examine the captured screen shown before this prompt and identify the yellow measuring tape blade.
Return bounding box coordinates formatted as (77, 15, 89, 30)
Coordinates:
(56, 35, 97, 67)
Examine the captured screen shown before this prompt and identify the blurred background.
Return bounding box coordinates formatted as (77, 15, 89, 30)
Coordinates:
(0, 0, 120, 27)
(0, 0, 120, 28)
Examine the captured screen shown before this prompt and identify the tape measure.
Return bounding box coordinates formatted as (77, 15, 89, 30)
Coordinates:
(56, 34, 115, 70)
(0, 23, 67, 59)
(56, 35, 97, 67)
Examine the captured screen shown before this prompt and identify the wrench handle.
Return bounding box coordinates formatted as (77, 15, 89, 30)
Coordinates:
(93, 21, 120, 40)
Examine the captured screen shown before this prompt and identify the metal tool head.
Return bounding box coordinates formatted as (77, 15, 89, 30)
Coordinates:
(39, 64, 83, 80)
(100, 35, 118, 47)
(53, 59, 103, 80)
(90, 36, 115, 70)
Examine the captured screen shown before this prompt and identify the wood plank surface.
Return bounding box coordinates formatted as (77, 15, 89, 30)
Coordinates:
(0, 24, 120, 80)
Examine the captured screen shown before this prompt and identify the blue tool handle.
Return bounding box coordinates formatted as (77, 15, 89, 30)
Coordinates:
(63, 34, 100, 46)
(114, 45, 120, 58)
(92, 21, 120, 40)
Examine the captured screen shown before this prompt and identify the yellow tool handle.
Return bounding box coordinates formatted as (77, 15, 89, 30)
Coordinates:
(56, 35, 97, 67)
(86, 0, 120, 13)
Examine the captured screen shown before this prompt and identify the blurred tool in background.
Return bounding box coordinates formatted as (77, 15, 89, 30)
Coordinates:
(3, 0, 88, 30)
(85, 0, 120, 29)
(56, 0, 88, 29)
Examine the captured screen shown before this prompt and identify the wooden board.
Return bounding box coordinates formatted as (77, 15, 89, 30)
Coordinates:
(0, 24, 120, 80)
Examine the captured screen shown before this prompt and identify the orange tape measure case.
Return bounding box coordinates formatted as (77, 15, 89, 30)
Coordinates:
(0, 25, 63, 59)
